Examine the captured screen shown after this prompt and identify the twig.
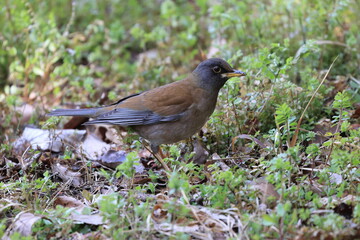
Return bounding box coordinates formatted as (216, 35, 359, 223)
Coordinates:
(180, 189, 210, 232)
(63, 0, 76, 37)
(290, 56, 339, 147)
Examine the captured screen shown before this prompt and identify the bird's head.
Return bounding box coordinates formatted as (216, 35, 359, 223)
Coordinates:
(193, 58, 246, 91)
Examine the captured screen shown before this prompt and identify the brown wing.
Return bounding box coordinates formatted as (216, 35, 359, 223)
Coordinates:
(122, 79, 195, 115)
(85, 77, 198, 126)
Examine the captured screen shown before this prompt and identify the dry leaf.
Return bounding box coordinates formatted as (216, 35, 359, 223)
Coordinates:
(13, 104, 35, 125)
(54, 196, 104, 225)
(250, 177, 280, 207)
(151, 193, 246, 239)
(99, 150, 127, 169)
(191, 139, 209, 165)
(69, 213, 104, 225)
(4, 212, 42, 239)
(13, 127, 86, 154)
(152, 203, 168, 223)
(80, 133, 111, 160)
(329, 172, 343, 185)
(54, 196, 85, 209)
(51, 162, 83, 187)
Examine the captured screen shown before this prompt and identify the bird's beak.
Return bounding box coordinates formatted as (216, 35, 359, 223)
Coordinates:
(222, 69, 246, 78)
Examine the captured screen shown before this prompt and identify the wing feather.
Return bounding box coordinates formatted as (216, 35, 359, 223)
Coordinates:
(85, 76, 199, 126)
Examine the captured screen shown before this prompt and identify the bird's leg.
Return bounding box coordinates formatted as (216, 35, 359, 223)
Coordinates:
(150, 144, 172, 173)
(141, 140, 171, 173)
(158, 147, 167, 159)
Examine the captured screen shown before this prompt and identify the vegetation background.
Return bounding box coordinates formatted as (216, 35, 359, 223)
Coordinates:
(0, 0, 359, 239)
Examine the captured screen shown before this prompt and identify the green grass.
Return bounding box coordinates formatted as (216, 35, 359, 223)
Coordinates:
(0, 0, 359, 239)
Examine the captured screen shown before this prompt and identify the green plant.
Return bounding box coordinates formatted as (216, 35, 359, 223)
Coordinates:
(1, 0, 360, 239)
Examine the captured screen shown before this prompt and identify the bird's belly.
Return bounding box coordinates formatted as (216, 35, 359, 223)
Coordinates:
(134, 109, 212, 145)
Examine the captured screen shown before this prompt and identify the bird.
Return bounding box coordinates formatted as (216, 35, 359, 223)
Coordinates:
(48, 58, 246, 170)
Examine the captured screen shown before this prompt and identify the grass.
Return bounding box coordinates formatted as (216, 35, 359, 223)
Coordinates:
(0, 0, 359, 239)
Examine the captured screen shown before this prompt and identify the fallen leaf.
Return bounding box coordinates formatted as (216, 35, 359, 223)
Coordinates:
(152, 203, 168, 223)
(191, 139, 209, 165)
(69, 212, 104, 225)
(352, 102, 360, 118)
(329, 172, 343, 185)
(98, 149, 145, 172)
(310, 119, 338, 145)
(4, 212, 42, 238)
(231, 134, 267, 152)
(249, 177, 280, 207)
(63, 116, 88, 129)
(212, 154, 230, 171)
(12, 104, 36, 125)
(54, 196, 104, 225)
(151, 193, 245, 239)
(51, 162, 83, 187)
(80, 133, 111, 160)
(13, 127, 86, 154)
(54, 196, 85, 209)
(99, 150, 127, 169)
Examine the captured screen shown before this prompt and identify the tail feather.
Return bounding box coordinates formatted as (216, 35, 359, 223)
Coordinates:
(47, 108, 99, 117)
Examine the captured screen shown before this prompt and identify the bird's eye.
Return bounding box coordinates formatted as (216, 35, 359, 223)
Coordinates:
(212, 66, 221, 73)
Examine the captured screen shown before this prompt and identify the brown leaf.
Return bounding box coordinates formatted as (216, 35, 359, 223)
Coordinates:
(310, 119, 337, 145)
(250, 177, 280, 207)
(63, 116, 89, 129)
(51, 162, 83, 187)
(4, 212, 42, 239)
(232, 134, 267, 152)
(54, 196, 85, 209)
(54, 196, 104, 226)
(191, 139, 209, 165)
(351, 103, 360, 119)
(152, 203, 168, 223)
(151, 193, 245, 239)
(12, 104, 36, 125)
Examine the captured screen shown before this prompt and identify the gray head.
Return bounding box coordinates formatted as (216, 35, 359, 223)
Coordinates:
(193, 58, 246, 92)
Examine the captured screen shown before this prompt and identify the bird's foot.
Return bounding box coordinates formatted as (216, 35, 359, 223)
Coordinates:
(141, 140, 171, 173)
